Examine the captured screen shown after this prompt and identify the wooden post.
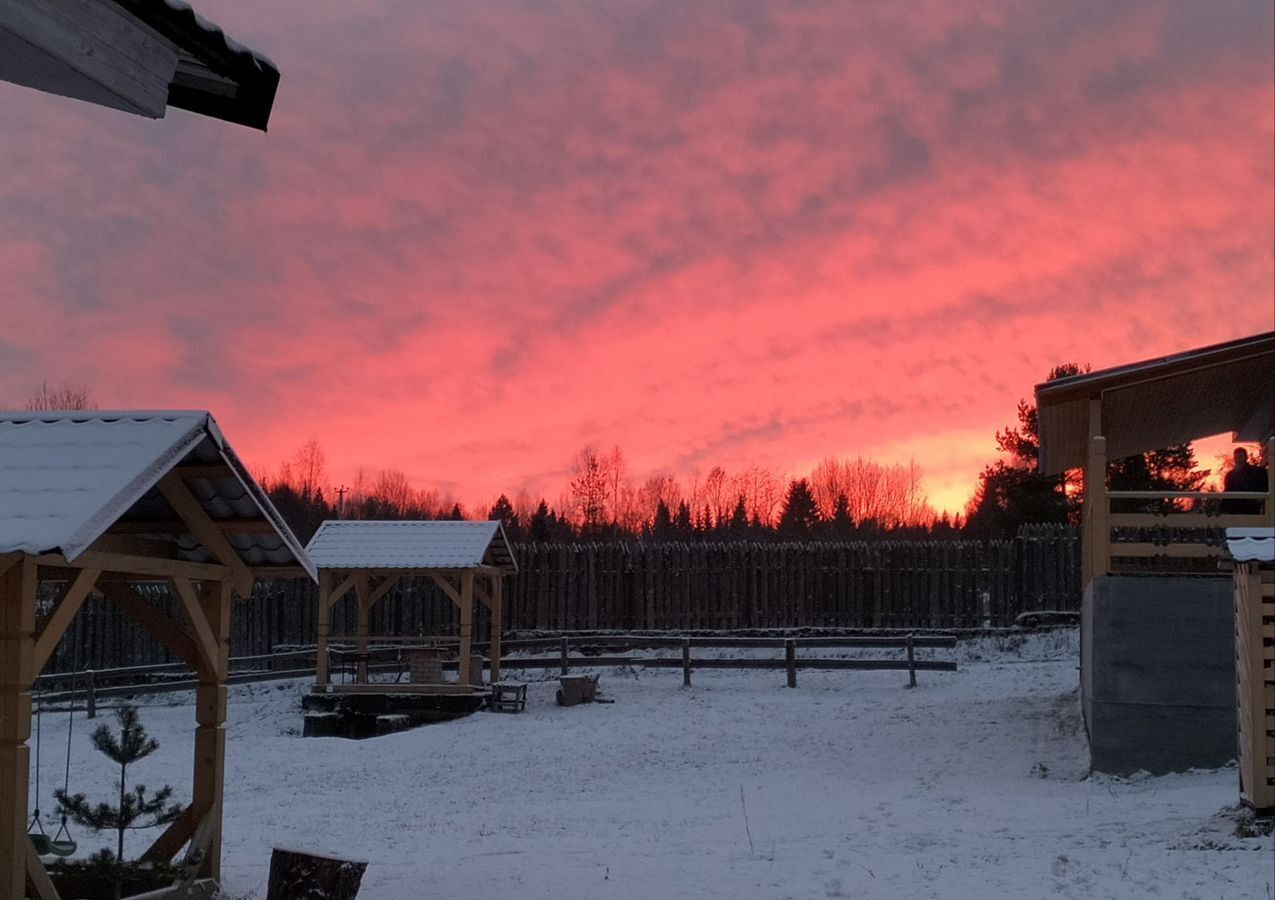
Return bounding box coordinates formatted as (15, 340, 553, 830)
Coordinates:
(489, 575, 503, 684)
(0, 555, 36, 900)
(681, 637, 691, 688)
(459, 572, 474, 687)
(785, 638, 796, 688)
(906, 633, 917, 688)
(316, 570, 331, 689)
(84, 669, 96, 719)
(355, 574, 370, 685)
(560, 636, 569, 675)
(191, 579, 231, 880)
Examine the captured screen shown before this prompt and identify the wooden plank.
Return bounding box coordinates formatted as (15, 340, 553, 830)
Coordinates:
(24, 838, 58, 900)
(171, 577, 220, 678)
(459, 572, 474, 686)
(0, 555, 36, 900)
(158, 473, 254, 598)
(34, 551, 227, 583)
(489, 575, 503, 684)
(1111, 544, 1222, 559)
(32, 566, 99, 675)
(100, 582, 203, 673)
(0, 0, 178, 118)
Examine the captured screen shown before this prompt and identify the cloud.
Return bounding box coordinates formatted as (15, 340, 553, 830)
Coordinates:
(0, 0, 1269, 513)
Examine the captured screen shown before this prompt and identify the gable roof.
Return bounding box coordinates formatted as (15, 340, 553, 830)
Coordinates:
(0, 410, 314, 580)
(306, 520, 518, 573)
(1036, 332, 1275, 475)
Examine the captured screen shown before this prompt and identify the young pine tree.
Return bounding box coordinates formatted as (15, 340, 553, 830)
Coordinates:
(54, 705, 183, 862)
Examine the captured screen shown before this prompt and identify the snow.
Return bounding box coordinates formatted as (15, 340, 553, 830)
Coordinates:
(1226, 528, 1275, 564)
(306, 520, 513, 571)
(0, 411, 209, 558)
(28, 631, 1273, 899)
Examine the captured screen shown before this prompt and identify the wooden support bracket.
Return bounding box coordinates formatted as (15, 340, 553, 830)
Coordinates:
(158, 472, 254, 598)
(366, 574, 402, 608)
(101, 583, 204, 673)
(24, 838, 58, 900)
(429, 573, 463, 608)
(171, 577, 221, 679)
(32, 566, 99, 675)
(326, 573, 358, 610)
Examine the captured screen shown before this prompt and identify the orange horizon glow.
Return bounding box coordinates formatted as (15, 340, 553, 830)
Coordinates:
(1, 1, 1271, 519)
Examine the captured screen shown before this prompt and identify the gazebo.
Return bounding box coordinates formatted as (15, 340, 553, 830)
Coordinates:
(1036, 331, 1274, 774)
(0, 411, 314, 900)
(306, 520, 518, 698)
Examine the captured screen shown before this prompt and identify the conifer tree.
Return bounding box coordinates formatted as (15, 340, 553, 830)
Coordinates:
(778, 479, 820, 538)
(54, 705, 183, 862)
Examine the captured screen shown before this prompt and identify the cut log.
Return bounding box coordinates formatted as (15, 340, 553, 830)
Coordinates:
(267, 847, 367, 900)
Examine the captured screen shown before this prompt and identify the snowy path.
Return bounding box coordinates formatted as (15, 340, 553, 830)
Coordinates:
(30, 632, 1273, 899)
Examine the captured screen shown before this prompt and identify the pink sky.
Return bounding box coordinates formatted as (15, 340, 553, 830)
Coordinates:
(1, 1, 1271, 515)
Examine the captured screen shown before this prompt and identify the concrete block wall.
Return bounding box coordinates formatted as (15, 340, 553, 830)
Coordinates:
(1082, 575, 1235, 775)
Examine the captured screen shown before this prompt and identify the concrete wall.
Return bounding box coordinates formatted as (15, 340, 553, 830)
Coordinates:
(1082, 575, 1235, 775)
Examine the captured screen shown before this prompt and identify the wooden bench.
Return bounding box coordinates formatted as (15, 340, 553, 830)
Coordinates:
(490, 680, 528, 713)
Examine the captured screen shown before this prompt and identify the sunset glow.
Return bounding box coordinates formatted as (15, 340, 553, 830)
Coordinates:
(1, 1, 1271, 515)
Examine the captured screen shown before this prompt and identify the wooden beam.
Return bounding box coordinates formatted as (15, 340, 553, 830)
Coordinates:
(23, 838, 58, 900)
(474, 581, 493, 610)
(192, 580, 230, 880)
(141, 801, 202, 864)
(250, 566, 312, 580)
(0, 553, 19, 582)
(366, 574, 402, 609)
(326, 573, 357, 610)
(158, 473, 254, 598)
(0, 0, 178, 118)
(0, 555, 37, 900)
(429, 573, 463, 608)
(170, 577, 220, 679)
(459, 572, 474, 687)
(316, 571, 332, 688)
(32, 566, 100, 675)
(100, 583, 203, 672)
(490, 575, 502, 684)
(34, 551, 228, 583)
(88, 534, 182, 558)
(355, 575, 370, 684)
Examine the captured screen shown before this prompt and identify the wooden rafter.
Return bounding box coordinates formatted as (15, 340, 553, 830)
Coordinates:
(33, 551, 227, 583)
(173, 464, 236, 480)
(100, 583, 203, 673)
(170, 577, 220, 678)
(32, 566, 100, 675)
(142, 802, 204, 864)
(158, 472, 254, 597)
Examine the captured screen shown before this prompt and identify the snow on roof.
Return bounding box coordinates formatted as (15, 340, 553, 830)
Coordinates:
(1225, 527, 1275, 564)
(306, 520, 518, 572)
(0, 410, 314, 580)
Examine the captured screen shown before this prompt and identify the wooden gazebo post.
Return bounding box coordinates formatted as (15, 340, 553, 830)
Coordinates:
(0, 555, 38, 900)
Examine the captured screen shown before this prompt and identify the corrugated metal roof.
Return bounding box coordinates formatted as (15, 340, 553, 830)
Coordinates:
(0, 410, 314, 580)
(1225, 527, 1275, 564)
(306, 520, 518, 572)
(1035, 331, 1274, 474)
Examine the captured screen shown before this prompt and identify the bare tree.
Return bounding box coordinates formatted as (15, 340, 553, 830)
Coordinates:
(25, 381, 95, 410)
(291, 438, 327, 503)
(568, 446, 609, 529)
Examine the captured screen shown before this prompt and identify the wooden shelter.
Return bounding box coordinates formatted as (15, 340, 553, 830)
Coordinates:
(0, 410, 314, 900)
(306, 521, 518, 695)
(1226, 528, 1274, 811)
(1, 0, 279, 129)
(1035, 331, 1275, 774)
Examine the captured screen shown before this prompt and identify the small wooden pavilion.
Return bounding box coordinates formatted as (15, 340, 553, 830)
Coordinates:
(1225, 528, 1274, 812)
(306, 520, 518, 695)
(0, 410, 314, 900)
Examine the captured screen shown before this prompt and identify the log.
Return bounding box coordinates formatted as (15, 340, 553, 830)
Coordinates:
(267, 847, 367, 900)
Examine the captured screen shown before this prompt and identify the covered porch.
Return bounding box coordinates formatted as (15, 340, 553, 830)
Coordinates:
(1037, 331, 1274, 774)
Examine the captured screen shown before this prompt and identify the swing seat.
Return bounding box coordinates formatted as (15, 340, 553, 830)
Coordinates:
(48, 838, 76, 857)
(28, 832, 52, 856)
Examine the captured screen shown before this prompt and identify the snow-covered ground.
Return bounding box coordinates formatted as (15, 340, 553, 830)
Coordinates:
(29, 630, 1273, 899)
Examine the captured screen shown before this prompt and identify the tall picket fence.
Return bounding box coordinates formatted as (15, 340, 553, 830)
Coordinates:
(41, 526, 1081, 674)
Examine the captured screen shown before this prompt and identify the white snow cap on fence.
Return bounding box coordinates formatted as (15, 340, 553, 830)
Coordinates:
(1225, 527, 1275, 564)
(305, 520, 517, 572)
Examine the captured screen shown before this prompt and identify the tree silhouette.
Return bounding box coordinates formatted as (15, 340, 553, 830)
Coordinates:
(778, 479, 820, 538)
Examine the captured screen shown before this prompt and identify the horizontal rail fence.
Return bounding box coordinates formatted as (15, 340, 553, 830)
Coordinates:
(35, 634, 960, 710)
(39, 529, 1080, 675)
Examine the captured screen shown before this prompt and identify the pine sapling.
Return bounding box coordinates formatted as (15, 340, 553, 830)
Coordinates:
(54, 704, 183, 862)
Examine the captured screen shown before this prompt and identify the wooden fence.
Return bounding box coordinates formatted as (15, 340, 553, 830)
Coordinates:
(41, 527, 1081, 674)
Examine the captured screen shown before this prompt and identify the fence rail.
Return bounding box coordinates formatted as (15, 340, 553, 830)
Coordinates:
(37, 631, 960, 710)
(38, 529, 1081, 675)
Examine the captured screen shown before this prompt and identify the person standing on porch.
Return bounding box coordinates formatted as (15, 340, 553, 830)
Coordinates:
(1221, 447, 1268, 514)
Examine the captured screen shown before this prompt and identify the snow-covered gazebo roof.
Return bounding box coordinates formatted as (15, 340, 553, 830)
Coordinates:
(0, 410, 315, 586)
(1225, 527, 1275, 565)
(306, 520, 517, 573)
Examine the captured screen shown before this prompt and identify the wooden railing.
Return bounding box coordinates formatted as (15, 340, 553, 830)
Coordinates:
(1083, 437, 1274, 582)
